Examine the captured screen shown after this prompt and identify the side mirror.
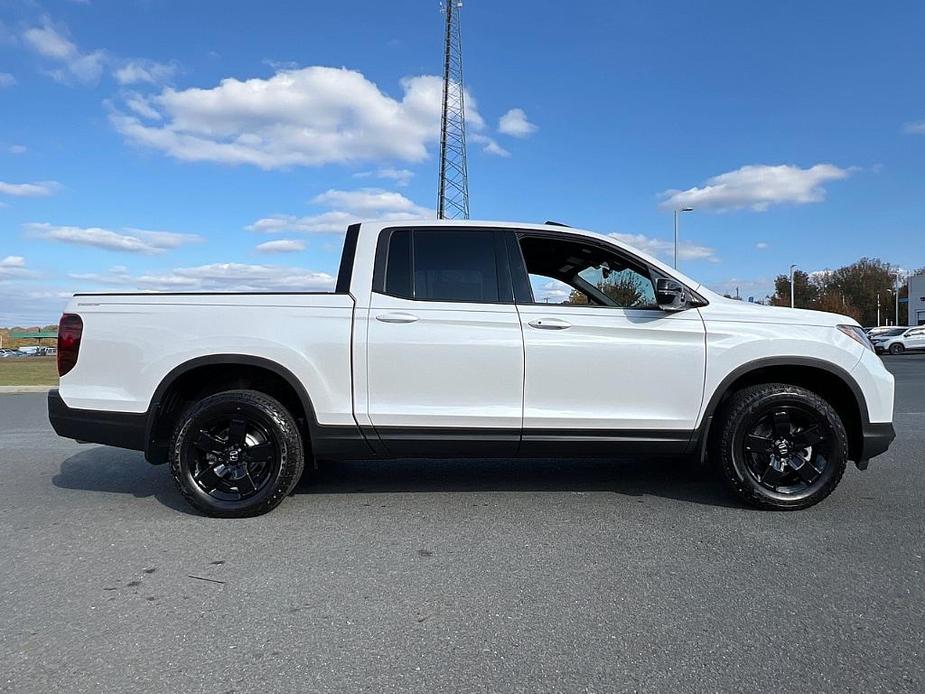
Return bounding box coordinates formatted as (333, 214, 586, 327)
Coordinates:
(656, 278, 689, 311)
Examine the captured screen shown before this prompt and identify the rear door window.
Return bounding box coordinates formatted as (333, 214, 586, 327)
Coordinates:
(381, 229, 503, 303)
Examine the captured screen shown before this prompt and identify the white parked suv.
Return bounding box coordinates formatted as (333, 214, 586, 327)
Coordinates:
(871, 326, 925, 355)
(48, 220, 896, 516)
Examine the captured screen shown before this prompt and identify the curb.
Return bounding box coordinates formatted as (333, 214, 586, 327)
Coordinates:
(0, 385, 55, 394)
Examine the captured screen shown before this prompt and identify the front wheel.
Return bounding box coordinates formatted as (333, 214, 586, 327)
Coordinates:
(888, 343, 905, 355)
(712, 384, 848, 510)
(169, 389, 305, 517)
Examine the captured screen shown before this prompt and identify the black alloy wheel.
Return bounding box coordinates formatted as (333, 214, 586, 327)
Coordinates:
(888, 343, 905, 355)
(187, 414, 278, 501)
(169, 390, 304, 517)
(713, 383, 848, 510)
(740, 405, 831, 495)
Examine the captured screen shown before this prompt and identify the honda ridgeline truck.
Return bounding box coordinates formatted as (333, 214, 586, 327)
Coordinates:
(48, 220, 896, 516)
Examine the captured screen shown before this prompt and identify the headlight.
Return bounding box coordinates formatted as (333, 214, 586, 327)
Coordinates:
(838, 324, 874, 352)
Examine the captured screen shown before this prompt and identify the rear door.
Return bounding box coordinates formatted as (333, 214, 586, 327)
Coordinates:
(365, 227, 524, 456)
(507, 231, 706, 454)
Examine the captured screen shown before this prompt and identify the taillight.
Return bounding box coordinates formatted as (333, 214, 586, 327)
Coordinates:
(57, 314, 83, 376)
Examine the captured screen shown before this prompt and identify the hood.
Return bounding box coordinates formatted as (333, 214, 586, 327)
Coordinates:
(695, 287, 858, 328)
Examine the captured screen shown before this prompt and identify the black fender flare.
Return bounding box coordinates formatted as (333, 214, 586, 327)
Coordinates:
(694, 356, 869, 462)
(143, 354, 320, 462)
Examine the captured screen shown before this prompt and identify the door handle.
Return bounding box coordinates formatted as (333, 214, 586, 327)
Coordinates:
(376, 312, 420, 324)
(528, 318, 572, 330)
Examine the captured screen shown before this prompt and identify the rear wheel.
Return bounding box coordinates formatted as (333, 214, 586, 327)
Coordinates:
(712, 383, 848, 510)
(888, 342, 905, 355)
(169, 389, 304, 517)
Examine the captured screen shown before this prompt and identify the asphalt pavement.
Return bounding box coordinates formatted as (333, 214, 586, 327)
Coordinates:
(1, 355, 923, 693)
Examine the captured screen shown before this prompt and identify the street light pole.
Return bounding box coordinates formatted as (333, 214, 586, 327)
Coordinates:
(790, 264, 798, 308)
(877, 293, 881, 326)
(673, 207, 693, 269)
(896, 281, 900, 326)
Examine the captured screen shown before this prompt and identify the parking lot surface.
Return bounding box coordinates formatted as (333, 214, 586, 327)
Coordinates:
(1, 355, 923, 693)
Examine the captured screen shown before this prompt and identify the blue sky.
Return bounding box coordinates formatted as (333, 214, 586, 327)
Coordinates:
(1, 0, 924, 324)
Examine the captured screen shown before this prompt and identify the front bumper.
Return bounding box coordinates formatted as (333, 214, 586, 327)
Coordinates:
(855, 422, 896, 470)
(48, 388, 147, 451)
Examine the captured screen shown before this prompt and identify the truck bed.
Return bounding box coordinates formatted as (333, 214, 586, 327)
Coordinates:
(58, 292, 357, 426)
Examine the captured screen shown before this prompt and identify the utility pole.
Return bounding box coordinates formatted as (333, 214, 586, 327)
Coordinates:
(790, 264, 798, 308)
(436, 1, 470, 219)
(877, 293, 881, 326)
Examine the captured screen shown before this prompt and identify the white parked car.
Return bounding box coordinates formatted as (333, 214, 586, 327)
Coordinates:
(871, 326, 925, 355)
(867, 326, 897, 337)
(48, 220, 895, 517)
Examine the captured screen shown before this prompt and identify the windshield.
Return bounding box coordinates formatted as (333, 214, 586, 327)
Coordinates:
(877, 328, 906, 337)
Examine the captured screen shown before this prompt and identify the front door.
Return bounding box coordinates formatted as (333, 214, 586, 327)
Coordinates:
(365, 227, 524, 456)
(509, 232, 706, 454)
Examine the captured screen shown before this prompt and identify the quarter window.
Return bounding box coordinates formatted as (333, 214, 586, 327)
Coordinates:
(385, 229, 412, 299)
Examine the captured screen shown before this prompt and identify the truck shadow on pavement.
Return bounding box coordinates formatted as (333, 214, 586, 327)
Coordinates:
(53, 446, 191, 514)
(52, 448, 740, 513)
(300, 456, 740, 508)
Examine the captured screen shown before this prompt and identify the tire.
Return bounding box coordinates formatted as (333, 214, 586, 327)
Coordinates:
(711, 383, 848, 510)
(888, 342, 905, 355)
(169, 389, 305, 517)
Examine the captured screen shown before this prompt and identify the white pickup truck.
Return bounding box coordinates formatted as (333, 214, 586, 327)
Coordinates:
(49, 220, 895, 517)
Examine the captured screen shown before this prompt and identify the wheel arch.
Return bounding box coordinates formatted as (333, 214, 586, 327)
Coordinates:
(697, 357, 868, 463)
(144, 354, 318, 464)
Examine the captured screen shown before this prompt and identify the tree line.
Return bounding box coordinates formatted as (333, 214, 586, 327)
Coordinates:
(770, 258, 924, 326)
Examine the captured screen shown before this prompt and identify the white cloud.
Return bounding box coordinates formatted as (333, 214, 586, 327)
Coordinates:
(0, 72, 15, 88)
(9, 145, 27, 155)
(0, 286, 75, 327)
(248, 211, 357, 235)
(354, 167, 414, 186)
(903, 120, 925, 135)
(470, 132, 510, 157)
(70, 263, 335, 293)
(0, 181, 60, 197)
(609, 232, 718, 263)
(255, 239, 306, 253)
(21, 21, 178, 89)
(755, 241, 769, 250)
(26, 223, 203, 254)
(533, 279, 572, 303)
(111, 67, 487, 169)
(22, 23, 106, 86)
(124, 93, 162, 120)
(659, 164, 852, 212)
(0, 256, 37, 280)
(498, 108, 537, 137)
(311, 188, 429, 216)
(248, 188, 432, 234)
(114, 59, 177, 85)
